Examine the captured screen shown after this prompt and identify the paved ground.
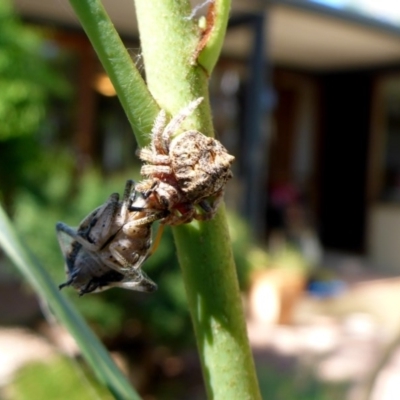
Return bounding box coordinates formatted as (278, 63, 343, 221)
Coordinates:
(0, 327, 55, 386)
(2, 252, 400, 399)
(248, 313, 398, 399)
(1, 312, 399, 399)
(246, 251, 400, 400)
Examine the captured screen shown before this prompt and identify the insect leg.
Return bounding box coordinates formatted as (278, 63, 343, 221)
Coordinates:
(108, 242, 140, 272)
(120, 269, 158, 293)
(56, 221, 101, 252)
(59, 276, 74, 290)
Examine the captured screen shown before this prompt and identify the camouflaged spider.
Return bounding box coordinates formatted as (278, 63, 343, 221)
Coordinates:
(56, 180, 166, 295)
(135, 97, 235, 225)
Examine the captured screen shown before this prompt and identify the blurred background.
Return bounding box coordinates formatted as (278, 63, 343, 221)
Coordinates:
(2, 0, 400, 398)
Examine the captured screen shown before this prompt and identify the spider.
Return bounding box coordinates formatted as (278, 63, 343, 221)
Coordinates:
(135, 97, 235, 225)
(56, 179, 165, 295)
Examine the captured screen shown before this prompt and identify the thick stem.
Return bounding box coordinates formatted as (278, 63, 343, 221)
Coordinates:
(174, 206, 261, 399)
(134, 0, 213, 136)
(134, 1, 261, 398)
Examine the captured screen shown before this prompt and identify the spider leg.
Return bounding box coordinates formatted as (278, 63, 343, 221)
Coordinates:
(125, 211, 166, 228)
(194, 208, 217, 221)
(134, 180, 160, 202)
(133, 179, 158, 198)
(128, 182, 167, 214)
(198, 199, 213, 213)
(162, 97, 203, 148)
(142, 180, 159, 199)
(162, 207, 196, 226)
(141, 164, 173, 177)
(151, 109, 168, 153)
(138, 148, 170, 165)
(194, 190, 224, 221)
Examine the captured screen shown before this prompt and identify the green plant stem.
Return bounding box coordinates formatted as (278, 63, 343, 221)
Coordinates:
(0, 206, 140, 400)
(174, 207, 261, 399)
(134, 1, 262, 398)
(135, 0, 213, 134)
(68, 0, 158, 145)
(65, 0, 261, 397)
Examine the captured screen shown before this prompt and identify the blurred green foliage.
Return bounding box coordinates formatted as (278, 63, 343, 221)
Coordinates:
(0, 0, 68, 141)
(269, 245, 313, 274)
(257, 365, 349, 400)
(0, 0, 307, 356)
(7, 356, 113, 400)
(0, 0, 70, 212)
(7, 352, 349, 400)
(0, 0, 268, 347)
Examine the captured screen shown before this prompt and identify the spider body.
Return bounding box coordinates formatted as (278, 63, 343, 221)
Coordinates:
(136, 97, 235, 225)
(56, 180, 164, 295)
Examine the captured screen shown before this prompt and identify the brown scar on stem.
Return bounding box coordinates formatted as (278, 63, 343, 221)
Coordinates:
(191, 0, 216, 69)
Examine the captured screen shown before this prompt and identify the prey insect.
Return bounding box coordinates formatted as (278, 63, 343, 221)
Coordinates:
(135, 97, 235, 225)
(56, 180, 166, 295)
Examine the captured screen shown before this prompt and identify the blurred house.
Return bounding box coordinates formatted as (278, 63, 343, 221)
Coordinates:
(13, 0, 400, 269)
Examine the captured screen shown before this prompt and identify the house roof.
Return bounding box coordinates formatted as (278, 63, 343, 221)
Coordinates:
(13, 0, 400, 71)
(270, 0, 400, 70)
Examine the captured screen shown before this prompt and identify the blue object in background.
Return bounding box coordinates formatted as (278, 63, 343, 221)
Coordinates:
(307, 279, 347, 298)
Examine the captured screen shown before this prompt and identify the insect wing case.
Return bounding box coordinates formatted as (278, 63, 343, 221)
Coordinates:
(56, 226, 122, 294)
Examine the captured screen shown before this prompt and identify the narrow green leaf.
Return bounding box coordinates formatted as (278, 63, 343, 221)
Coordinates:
(0, 205, 141, 400)
(68, 0, 159, 146)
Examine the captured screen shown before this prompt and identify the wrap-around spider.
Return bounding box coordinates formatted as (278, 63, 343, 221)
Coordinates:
(135, 97, 235, 225)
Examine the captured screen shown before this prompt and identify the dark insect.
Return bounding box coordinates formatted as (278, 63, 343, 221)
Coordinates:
(56, 180, 165, 295)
